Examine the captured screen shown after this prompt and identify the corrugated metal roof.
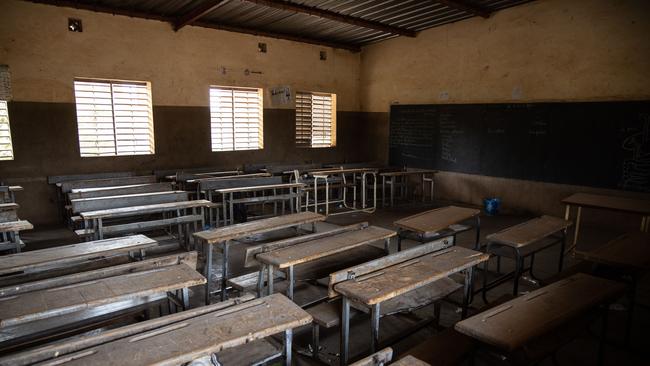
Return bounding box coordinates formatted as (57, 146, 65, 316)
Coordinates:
(25, 0, 536, 50)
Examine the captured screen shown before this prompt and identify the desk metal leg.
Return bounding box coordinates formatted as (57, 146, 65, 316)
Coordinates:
(384, 238, 391, 254)
(229, 193, 235, 225)
(205, 241, 213, 304)
(641, 216, 647, 232)
(221, 241, 229, 301)
(390, 177, 395, 207)
(397, 229, 403, 252)
(474, 215, 481, 250)
(287, 265, 294, 300)
(222, 195, 227, 226)
(268, 264, 274, 296)
(558, 231, 566, 272)
(382, 175, 386, 207)
(462, 267, 474, 318)
(284, 328, 293, 366)
(181, 288, 190, 310)
(340, 297, 350, 366)
(312, 324, 320, 359)
(370, 303, 381, 353)
(257, 269, 264, 298)
(573, 206, 582, 248)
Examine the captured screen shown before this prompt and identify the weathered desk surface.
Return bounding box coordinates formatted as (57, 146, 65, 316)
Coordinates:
(392, 356, 431, 366)
(486, 215, 572, 248)
(380, 169, 438, 177)
(80, 199, 214, 220)
(0, 264, 205, 328)
(0, 203, 18, 211)
(455, 273, 625, 351)
(13, 294, 311, 366)
(0, 220, 33, 232)
(575, 232, 650, 270)
(256, 226, 395, 268)
(562, 193, 650, 214)
(334, 246, 488, 305)
(0, 235, 157, 275)
(194, 211, 324, 244)
(349, 347, 393, 366)
(216, 182, 306, 194)
(394, 206, 480, 235)
(309, 168, 378, 176)
(188, 172, 270, 183)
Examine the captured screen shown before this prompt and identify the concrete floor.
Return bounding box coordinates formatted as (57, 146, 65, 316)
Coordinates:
(17, 201, 650, 365)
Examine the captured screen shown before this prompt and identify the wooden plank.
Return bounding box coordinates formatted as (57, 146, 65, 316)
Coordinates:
(0, 294, 256, 366)
(257, 226, 395, 268)
(60, 176, 156, 193)
(0, 203, 19, 211)
(392, 355, 431, 366)
(186, 172, 269, 183)
(244, 223, 369, 267)
(349, 347, 393, 366)
(194, 212, 325, 244)
(394, 206, 480, 235)
(0, 252, 198, 297)
(71, 191, 189, 213)
(17, 294, 311, 366)
(197, 176, 282, 191)
(216, 338, 282, 365)
(0, 264, 205, 328)
(0, 220, 32, 232)
(575, 232, 650, 270)
(455, 273, 625, 351)
(100, 214, 203, 235)
(309, 167, 378, 176)
(217, 182, 304, 194)
(334, 246, 488, 305)
(562, 193, 650, 215)
(328, 237, 454, 298)
(380, 169, 438, 177)
(81, 199, 215, 219)
(48, 172, 136, 185)
(0, 235, 156, 275)
(486, 216, 572, 248)
(68, 183, 174, 199)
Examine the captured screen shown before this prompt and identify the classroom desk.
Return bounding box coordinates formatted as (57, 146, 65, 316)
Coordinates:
(308, 168, 378, 216)
(0, 234, 156, 276)
(0, 294, 311, 366)
(0, 185, 22, 203)
(482, 215, 572, 298)
(380, 169, 438, 207)
(455, 273, 624, 364)
(0, 220, 32, 253)
(562, 193, 650, 251)
(193, 211, 325, 303)
(217, 182, 305, 225)
(255, 224, 395, 301)
(333, 244, 489, 365)
(393, 206, 481, 251)
(575, 232, 650, 343)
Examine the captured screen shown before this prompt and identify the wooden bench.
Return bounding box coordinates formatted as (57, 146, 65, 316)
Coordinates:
(70, 190, 189, 214)
(0, 293, 311, 366)
(0, 220, 32, 253)
(306, 168, 378, 217)
(193, 211, 325, 303)
(0, 203, 18, 222)
(0, 185, 22, 204)
(0, 251, 203, 352)
(380, 169, 437, 207)
(332, 240, 489, 365)
(217, 182, 305, 225)
(76, 200, 216, 243)
(68, 182, 174, 200)
(350, 347, 393, 366)
(59, 175, 157, 194)
(482, 215, 572, 299)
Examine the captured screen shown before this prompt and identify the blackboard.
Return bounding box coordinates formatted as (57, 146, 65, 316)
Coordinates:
(389, 101, 650, 192)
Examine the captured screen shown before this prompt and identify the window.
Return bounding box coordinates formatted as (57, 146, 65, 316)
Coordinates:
(0, 101, 14, 160)
(295, 91, 336, 148)
(74, 79, 154, 157)
(210, 86, 263, 151)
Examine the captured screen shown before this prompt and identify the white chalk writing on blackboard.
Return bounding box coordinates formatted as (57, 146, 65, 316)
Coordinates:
(619, 115, 650, 192)
(439, 113, 463, 163)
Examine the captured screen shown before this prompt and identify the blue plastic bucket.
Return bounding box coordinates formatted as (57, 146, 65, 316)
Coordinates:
(484, 198, 501, 216)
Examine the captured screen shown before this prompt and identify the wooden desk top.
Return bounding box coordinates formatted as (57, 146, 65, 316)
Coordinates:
(193, 212, 325, 244)
(0, 220, 33, 232)
(23, 294, 311, 366)
(575, 232, 650, 270)
(188, 172, 270, 183)
(0, 235, 157, 275)
(392, 356, 431, 366)
(0, 264, 205, 328)
(455, 273, 625, 351)
(334, 246, 488, 305)
(256, 226, 395, 268)
(380, 169, 438, 177)
(394, 206, 480, 234)
(216, 182, 305, 194)
(349, 348, 393, 366)
(486, 216, 572, 248)
(562, 193, 650, 215)
(0, 203, 18, 211)
(81, 200, 213, 219)
(309, 167, 378, 176)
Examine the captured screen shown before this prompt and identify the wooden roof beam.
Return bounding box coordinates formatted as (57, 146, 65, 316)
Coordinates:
(241, 0, 417, 37)
(436, 0, 491, 18)
(174, 0, 228, 31)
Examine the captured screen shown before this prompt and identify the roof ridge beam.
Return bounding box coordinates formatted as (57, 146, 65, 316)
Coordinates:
(174, 0, 229, 31)
(436, 0, 491, 18)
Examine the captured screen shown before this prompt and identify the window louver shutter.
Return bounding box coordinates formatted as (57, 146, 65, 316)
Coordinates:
(210, 87, 263, 151)
(0, 101, 14, 160)
(74, 79, 154, 157)
(295, 92, 335, 148)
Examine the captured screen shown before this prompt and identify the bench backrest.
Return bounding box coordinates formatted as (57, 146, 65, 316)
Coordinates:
(61, 176, 157, 193)
(265, 163, 322, 175)
(71, 191, 189, 213)
(68, 182, 174, 200)
(48, 171, 139, 185)
(197, 176, 282, 191)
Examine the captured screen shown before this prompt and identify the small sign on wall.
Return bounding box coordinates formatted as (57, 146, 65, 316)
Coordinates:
(270, 85, 292, 106)
(0, 65, 11, 101)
